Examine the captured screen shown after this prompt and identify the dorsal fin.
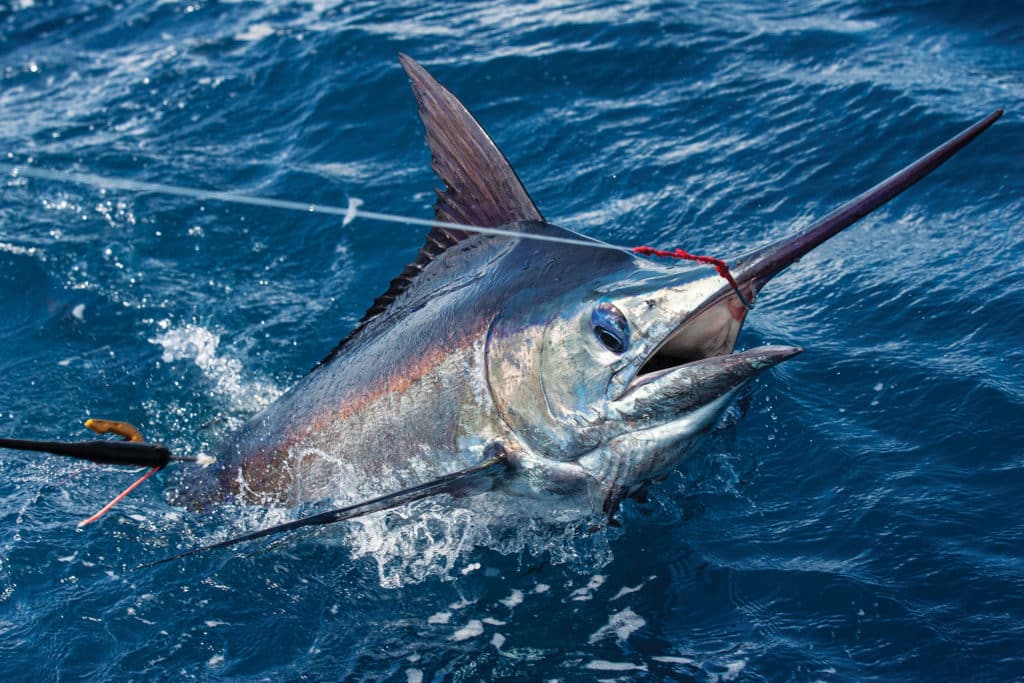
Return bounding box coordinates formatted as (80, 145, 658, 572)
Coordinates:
(398, 53, 544, 228)
(314, 55, 544, 370)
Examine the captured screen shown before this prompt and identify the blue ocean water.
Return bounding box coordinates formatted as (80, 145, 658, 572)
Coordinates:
(1, 0, 1021, 680)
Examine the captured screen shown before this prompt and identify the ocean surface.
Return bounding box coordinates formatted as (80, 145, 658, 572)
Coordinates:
(0, 1, 1021, 680)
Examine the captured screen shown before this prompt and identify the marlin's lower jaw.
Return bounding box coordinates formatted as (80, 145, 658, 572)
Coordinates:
(576, 345, 802, 501)
(620, 345, 803, 414)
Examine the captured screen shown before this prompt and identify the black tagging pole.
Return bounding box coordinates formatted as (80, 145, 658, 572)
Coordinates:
(0, 420, 207, 526)
(0, 437, 171, 468)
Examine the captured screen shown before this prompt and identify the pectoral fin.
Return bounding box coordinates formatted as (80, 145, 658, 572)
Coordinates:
(142, 446, 510, 568)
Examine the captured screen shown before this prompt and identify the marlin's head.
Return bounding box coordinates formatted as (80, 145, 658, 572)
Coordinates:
(397, 54, 1000, 515)
(486, 228, 804, 511)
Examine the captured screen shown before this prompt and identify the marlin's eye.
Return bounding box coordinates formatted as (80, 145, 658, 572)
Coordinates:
(591, 302, 630, 354)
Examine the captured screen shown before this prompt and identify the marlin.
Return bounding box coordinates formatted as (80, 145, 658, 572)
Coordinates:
(0, 55, 1002, 560)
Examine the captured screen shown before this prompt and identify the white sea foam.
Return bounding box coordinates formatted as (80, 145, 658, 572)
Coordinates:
(570, 574, 606, 601)
(712, 660, 747, 681)
(0, 241, 39, 256)
(587, 607, 645, 644)
(610, 583, 643, 600)
(451, 619, 483, 641)
(234, 22, 274, 42)
(500, 589, 524, 608)
(583, 660, 647, 672)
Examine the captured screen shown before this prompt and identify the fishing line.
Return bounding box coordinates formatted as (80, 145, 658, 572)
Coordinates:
(0, 162, 751, 303)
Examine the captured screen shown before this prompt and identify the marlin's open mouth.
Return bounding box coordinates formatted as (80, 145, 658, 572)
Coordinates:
(632, 292, 751, 389)
(637, 328, 715, 376)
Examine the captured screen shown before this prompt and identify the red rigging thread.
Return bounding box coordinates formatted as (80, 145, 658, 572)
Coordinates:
(632, 245, 744, 294)
(78, 466, 162, 527)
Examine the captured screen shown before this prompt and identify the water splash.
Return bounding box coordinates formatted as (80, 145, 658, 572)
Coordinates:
(148, 323, 281, 416)
(342, 494, 616, 588)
